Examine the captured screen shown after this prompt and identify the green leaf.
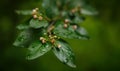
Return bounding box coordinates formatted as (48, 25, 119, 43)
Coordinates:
(53, 21, 88, 39)
(44, 6, 59, 18)
(15, 10, 32, 15)
(72, 16, 85, 24)
(17, 19, 31, 30)
(68, 12, 85, 24)
(17, 23, 30, 30)
(29, 19, 48, 29)
(42, 0, 59, 18)
(75, 27, 90, 39)
(13, 29, 33, 47)
(81, 5, 98, 15)
(52, 39, 76, 68)
(26, 41, 52, 60)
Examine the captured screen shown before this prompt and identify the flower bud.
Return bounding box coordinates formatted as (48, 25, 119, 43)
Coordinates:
(33, 15, 38, 19)
(51, 39, 55, 44)
(42, 39, 46, 44)
(40, 37, 44, 40)
(32, 9, 37, 15)
(72, 25, 77, 30)
(38, 16, 43, 20)
(58, 44, 61, 48)
(64, 19, 70, 24)
(35, 8, 39, 11)
(64, 24, 68, 28)
(54, 36, 57, 38)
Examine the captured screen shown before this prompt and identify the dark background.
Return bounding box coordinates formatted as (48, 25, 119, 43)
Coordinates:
(0, 0, 120, 71)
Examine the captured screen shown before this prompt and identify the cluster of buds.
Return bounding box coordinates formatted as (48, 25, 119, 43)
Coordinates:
(40, 37, 46, 44)
(32, 8, 43, 21)
(72, 25, 77, 30)
(49, 35, 61, 48)
(64, 19, 70, 28)
(39, 35, 61, 48)
(64, 19, 77, 30)
(49, 35, 58, 44)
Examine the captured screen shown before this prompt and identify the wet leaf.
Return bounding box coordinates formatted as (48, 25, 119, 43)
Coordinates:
(13, 29, 33, 47)
(42, 0, 59, 18)
(72, 16, 85, 24)
(26, 41, 52, 60)
(68, 12, 85, 24)
(16, 10, 32, 15)
(17, 18, 32, 30)
(53, 21, 89, 39)
(30, 19, 48, 29)
(52, 39, 76, 68)
(75, 27, 90, 39)
(44, 7, 59, 18)
(81, 5, 98, 15)
(17, 23, 30, 30)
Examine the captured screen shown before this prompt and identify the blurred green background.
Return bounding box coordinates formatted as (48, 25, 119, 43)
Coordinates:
(0, 0, 120, 71)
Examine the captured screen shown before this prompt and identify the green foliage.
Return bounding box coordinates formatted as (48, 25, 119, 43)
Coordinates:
(52, 39, 76, 68)
(81, 5, 98, 15)
(17, 18, 31, 30)
(27, 40, 52, 60)
(53, 21, 89, 39)
(30, 19, 48, 29)
(13, 29, 33, 47)
(16, 10, 32, 15)
(13, 0, 97, 68)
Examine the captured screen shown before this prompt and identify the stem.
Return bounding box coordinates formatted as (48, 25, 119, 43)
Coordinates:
(44, 16, 51, 22)
(47, 20, 56, 35)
